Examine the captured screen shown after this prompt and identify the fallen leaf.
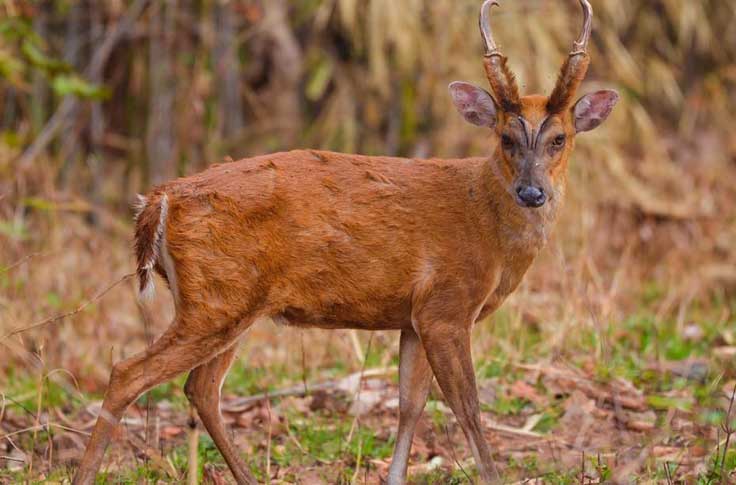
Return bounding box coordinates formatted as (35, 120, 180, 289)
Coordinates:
(160, 425, 184, 440)
(510, 380, 544, 406)
(714, 346, 736, 359)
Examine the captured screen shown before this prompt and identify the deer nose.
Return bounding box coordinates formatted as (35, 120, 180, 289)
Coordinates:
(516, 185, 546, 208)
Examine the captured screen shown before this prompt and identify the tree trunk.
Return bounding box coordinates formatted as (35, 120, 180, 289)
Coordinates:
(59, 0, 85, 188)
(213, 0, 245, 141)
(257, 0, 303, 148)
(146, 0, 177, 185)
(30, 1, 49, 135)
(87, 0, 106, 220)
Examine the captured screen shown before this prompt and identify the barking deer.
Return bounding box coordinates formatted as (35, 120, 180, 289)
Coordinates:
(73, 1, 618, 483)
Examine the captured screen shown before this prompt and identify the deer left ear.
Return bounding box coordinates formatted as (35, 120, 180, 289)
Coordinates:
(449, 81, 498, 128)
(572, 90, 619, 133)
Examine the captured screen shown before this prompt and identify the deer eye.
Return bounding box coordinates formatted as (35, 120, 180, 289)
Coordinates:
(501, 135, 515, 150)
(552, 134, 566, 148)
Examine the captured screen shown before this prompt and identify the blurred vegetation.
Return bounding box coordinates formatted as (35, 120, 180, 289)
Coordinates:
(1, 0, 736, 482)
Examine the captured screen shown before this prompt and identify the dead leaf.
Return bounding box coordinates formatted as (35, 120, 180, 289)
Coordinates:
(626, 420, 655, 432)
(160, 425, 184, 440)
(203, 464, 228, 485)
(714, 346, 736, 359)
(510, 380, 545, 406)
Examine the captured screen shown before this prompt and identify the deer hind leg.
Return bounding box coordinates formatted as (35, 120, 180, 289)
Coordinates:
(72, 315, 254, 485)
(184, 344, 257, 485)
(386, 328, 433, 485)
(415, 319, 501, 484)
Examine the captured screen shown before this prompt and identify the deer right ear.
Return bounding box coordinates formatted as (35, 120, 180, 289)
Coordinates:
(449, 81, 498, 128)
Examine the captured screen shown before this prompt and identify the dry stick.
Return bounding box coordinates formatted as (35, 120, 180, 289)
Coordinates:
(300, 331, 308, 396)
(580, 450, 585, 484)
(350, 434, 364, 485)
(137, 295, 156, 478)
(719, 383, 736, 484)
(16, 0, 150, 169)
(2, 272, 135, 340)
(265, 389, 272, 485)
(0, 393, 6, 425)
(187, 408, 198, 485)
(1, 423, 90, 441)
(28, 344, 47, 479)
(663, 461, 674, 485)
(443, 422, 473, 484)
(344, 334, 374, 447)
(341, 332, 373, 482)
(0, 251, 58, 274)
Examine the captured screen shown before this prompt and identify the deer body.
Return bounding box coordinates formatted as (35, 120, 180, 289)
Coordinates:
(74, 2, 617, 484)
(138, 148, 551, 333)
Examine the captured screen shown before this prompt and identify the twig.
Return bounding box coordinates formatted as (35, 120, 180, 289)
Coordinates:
(663, 461, 674, 485)
(348, 329, 365, 364)
(220, 367, 396, 413)
(28, 344, 45, 478)
(719, 383, 736, 484)
(265, 389, 272, 485)
(187, 407, 198, 485)
(580, 450, 585, 484)
(344, 334, 374, 446)
(281, 413, 330, 464)
(300, 330, 308, 396)
(126, 432, 179, 479)
(0, 455, 25, 463)
(0, 251, 57, 274)
(351, 434, 364, 485)
(2, 272, 135, 339)
(17, 0, 150, 169)
(138, 289, 156, 475)
(1, 422, 90, 441)
(443, 423, 473, 483)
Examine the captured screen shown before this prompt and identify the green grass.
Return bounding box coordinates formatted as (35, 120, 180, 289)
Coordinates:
(3, 287, 736, 482)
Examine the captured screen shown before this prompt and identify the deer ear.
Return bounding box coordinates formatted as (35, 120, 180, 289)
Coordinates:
(572, 90, 619, 133)
(449, 81, 498, 128)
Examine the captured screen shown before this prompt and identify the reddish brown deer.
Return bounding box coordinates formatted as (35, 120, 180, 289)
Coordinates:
(73, 1, 617, 483)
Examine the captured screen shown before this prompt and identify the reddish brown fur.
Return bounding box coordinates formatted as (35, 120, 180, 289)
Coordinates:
(484, 56, 521, 113)
(547, 54, 591, 113)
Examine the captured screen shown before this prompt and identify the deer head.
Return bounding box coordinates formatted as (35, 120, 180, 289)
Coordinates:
(450, 0, 619, 209)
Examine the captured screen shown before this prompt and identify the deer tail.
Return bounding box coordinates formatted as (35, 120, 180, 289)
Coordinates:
(133, 192, 169, 301)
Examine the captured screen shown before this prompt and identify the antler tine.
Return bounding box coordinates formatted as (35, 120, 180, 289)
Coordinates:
(479, 0, 501, 57)
(571, 0, 593, 56)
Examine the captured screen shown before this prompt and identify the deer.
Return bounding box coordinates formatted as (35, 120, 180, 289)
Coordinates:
(73, 1, 617, 483)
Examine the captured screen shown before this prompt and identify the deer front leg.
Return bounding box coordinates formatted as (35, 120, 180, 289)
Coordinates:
(386, 328, 434, 485)
(415, 319, 500, 484)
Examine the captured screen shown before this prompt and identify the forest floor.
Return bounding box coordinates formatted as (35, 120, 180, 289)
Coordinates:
(3, 296, 736, 483)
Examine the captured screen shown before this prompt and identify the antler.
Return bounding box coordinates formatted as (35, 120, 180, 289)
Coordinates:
(479, 0, 521, 113)
(547, 0, 594, 113)
(571, 0, 592, 55)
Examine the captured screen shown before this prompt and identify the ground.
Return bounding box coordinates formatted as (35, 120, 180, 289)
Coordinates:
(3, 296, 736, 483)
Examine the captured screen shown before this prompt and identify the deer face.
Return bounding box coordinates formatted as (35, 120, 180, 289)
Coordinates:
(449, 0, 618, 209)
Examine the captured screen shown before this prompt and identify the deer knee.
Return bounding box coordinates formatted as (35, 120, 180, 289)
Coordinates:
(184, 372, 214, 409)
(102, 360, 143, 416)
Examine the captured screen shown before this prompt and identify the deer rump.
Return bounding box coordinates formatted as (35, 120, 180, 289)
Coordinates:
(132, 149, 500, 332)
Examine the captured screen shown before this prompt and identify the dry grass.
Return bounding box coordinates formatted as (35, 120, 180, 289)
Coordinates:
(1, 0, 736, 482)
